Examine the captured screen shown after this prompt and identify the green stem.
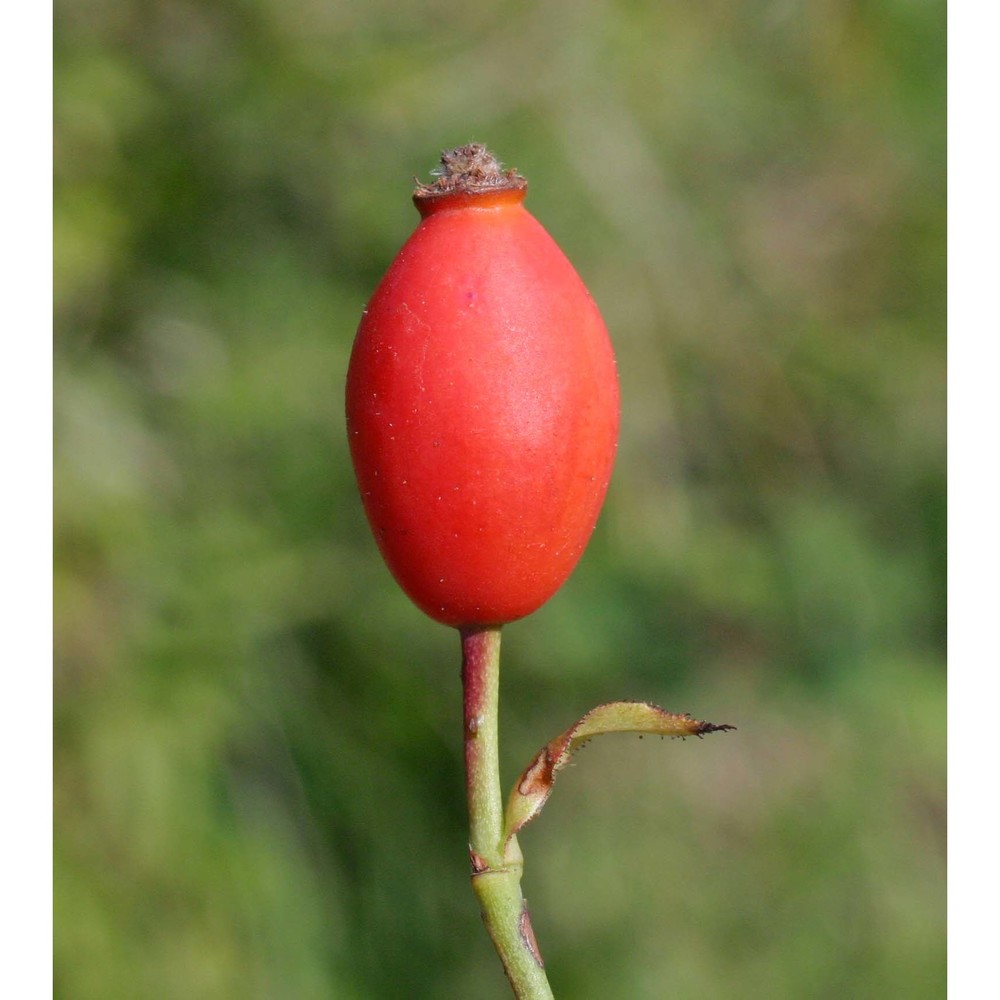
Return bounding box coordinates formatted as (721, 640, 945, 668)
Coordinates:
(461, 627, 554, 1000)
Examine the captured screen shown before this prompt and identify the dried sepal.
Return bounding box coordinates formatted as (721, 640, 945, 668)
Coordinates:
(413, 143, 527, 200)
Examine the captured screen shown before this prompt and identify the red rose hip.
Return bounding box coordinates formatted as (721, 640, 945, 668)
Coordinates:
(346, 144, 619, 627)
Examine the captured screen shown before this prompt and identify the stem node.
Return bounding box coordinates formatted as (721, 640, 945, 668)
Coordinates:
(460, 627, 555, 999)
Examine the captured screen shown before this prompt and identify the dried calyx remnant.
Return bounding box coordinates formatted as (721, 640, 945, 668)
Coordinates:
(414, 143, 527, 199)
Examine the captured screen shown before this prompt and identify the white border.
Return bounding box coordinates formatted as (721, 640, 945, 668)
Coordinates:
(948, 2, 999, 995)
(3, 2, 53, 994)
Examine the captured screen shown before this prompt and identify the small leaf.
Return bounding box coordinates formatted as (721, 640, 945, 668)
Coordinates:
(502, 702, 735, 849)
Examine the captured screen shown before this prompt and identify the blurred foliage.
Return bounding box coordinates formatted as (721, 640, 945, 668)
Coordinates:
(54, 0, 945, 997)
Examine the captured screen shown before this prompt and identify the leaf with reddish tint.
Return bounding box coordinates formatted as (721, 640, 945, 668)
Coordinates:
(502, 702, 735, 850)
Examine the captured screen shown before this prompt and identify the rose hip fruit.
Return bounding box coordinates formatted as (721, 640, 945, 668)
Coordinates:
(346, 144, 619, 627)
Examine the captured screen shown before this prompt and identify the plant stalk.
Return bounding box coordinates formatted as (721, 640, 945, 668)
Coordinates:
(460, 627, 554, 1000)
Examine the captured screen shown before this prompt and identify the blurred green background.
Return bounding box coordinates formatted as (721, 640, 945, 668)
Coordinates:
(54, 1, 945, 997)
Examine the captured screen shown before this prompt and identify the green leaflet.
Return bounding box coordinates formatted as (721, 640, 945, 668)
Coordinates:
(502, 702, 735, 852)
